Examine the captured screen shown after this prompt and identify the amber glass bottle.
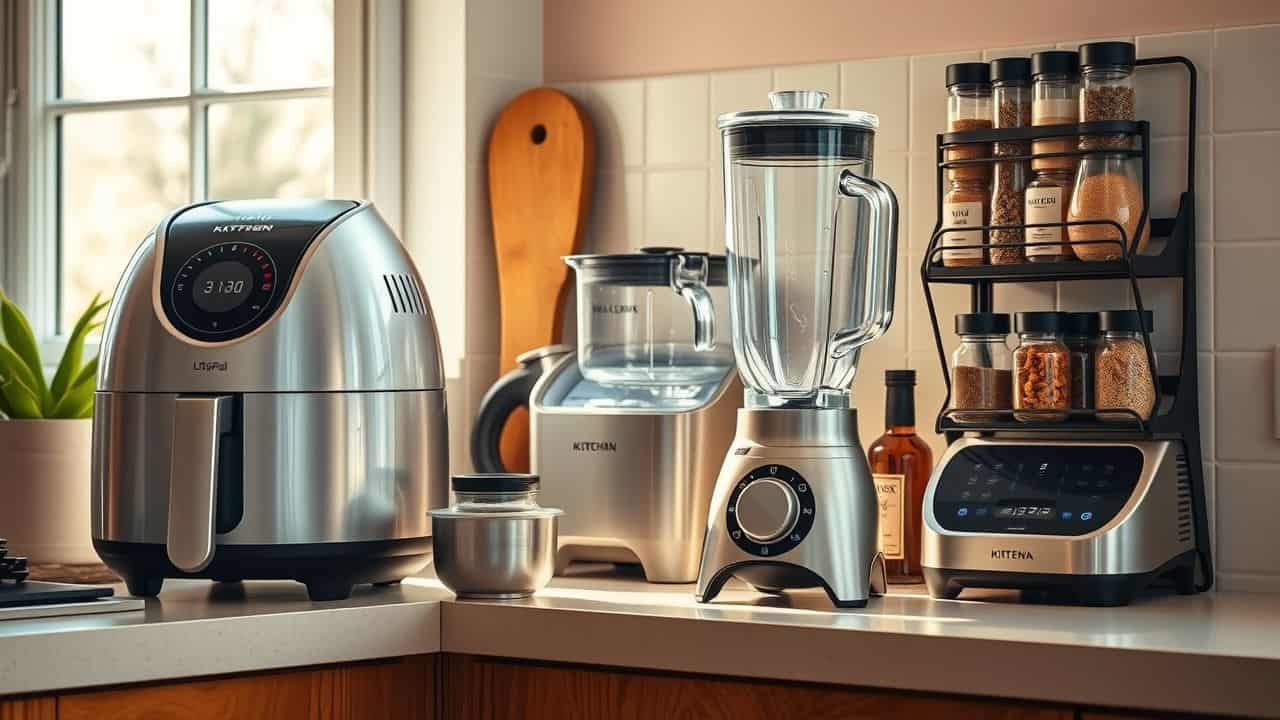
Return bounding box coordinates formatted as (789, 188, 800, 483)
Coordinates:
(866, 370, 934, 583)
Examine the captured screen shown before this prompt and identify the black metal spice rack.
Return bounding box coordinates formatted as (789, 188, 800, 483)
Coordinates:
(919, 56, 1213, 591)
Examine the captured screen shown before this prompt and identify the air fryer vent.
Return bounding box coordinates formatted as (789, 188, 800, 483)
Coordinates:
(1175, 451, 1193, 543)
(383, 274, 427, 314)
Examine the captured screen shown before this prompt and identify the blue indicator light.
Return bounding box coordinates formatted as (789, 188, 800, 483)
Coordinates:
(1060, 511, 1073, 520)
(1080, 511, 1094, 521)
(957, 507, 970, 517)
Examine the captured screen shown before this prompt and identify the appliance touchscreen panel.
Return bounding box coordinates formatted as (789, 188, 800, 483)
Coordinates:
(933, 445, 1143, 536)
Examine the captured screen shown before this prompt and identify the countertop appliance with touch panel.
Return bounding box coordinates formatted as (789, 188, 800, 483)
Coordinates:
(918, 56, 1211, 605)
(92, 200, 449, 601)
(695, 90, 900, 608)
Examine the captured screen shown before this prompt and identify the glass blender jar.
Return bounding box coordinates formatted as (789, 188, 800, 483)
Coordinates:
(695, 90, 898, 609)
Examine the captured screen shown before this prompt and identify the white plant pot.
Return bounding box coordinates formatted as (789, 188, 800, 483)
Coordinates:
(0, 419, 96, 564)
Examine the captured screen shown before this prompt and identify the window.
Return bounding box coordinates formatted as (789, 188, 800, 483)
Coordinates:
(53, 0, 336, 333)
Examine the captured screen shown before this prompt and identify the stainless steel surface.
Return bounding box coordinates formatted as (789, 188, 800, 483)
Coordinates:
(718, 92, 880, 130)
(768, 89, 829, 110)
(431, 513, 559, 599)
(94, 389, 447, 544)
(97, 202, 444, 393)
(922, 438, 1194, 577)
(696, 408, 885, 605)
(530, 353, 741, 583)
(165, 395, 231, 571)
(734, 479, 797, 542)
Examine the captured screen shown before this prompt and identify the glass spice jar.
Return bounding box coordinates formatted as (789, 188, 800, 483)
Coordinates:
(989, 58, 1032, 265)
(942, 175, 988, 267)
(1027, 51, 1079, 264)
(1079, 41, 1137, 151)
(1013, 312, 1071, 422)
(945, 62, 993, 169)
(1063, 311, 1100, 410)
(950, 313, 1013, 422)
(1067, 152, 1150, 261)
(1096, 310, 1157, 423)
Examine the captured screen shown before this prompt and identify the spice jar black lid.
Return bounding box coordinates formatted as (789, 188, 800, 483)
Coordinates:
(1031, 50, 1080, 78)
(884, 369, 916, 386)
(1064, 311, 1101, 336)
(1079, 41, 1136, 69)
(990, 57, 1031, 85)
(955, 312, 1011, 335)
(452, 473, 539, 493)
(1014, 311, 1068, 334)
(1099, 309, 1154, 332)
(946, 62, 990, 87)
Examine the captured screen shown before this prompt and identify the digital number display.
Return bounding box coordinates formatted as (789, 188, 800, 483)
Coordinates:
(192, 261, 254, 312)
(995, 502, 1056, 519)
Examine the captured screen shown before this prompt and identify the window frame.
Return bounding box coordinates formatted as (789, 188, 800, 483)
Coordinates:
(3, 0, 401, 348)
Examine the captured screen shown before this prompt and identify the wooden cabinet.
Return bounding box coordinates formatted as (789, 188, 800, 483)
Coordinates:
(0, 698, 56, 720)
(56, 656, 433, 720)
(442, 653, 1072, 720)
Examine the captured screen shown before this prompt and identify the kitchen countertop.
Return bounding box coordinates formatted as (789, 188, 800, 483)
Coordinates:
(3, 566, 1278, 717)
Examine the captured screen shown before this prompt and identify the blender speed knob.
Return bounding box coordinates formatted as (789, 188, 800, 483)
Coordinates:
(726, 465, 817, 557)
(734, 479, 798, 542)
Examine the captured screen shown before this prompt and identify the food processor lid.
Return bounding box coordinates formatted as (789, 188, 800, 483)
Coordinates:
(717, 90, 879, 131)
(564, 247, 728, 286)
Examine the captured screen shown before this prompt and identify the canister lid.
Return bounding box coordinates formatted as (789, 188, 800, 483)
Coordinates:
(1064, 311, 1101, 336)
(717, 90, 878, 132)
(1079, 41, 1136, 69)
(1031, 50, 1080, 78)
(1099, 309, 1154, 332)
(946, 62, 991, 87)
(990, 57, 1031, 85)
(451, 473, 539, 493)
(564, 247, 728, 286)
(955, 312, 1011, 335)
(1014, 311, 1068, 334)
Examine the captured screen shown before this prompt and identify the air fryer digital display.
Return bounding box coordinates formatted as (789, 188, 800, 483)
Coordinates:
(932, 445, 1143, 536)
(158, 199, 357, 341)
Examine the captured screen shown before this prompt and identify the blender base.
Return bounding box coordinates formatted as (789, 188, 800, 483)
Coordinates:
(694, 408, 887, 608)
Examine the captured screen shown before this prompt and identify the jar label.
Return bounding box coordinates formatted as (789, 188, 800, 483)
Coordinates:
(873, 473, 905, 560)
(942, 200, 983, 260)
(1025, 186, 1064, 256)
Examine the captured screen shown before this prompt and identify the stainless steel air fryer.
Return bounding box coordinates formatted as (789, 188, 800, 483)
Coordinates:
(92, 199, 449, 601)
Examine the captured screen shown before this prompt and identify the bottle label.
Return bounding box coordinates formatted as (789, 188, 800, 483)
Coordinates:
(1025, 186, 1063, 257)
(873, 473, 905, 560)
(942, 200, 983, 260)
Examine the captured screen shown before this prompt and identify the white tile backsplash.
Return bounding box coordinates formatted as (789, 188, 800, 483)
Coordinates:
(645, 74, 710, 166)
(476, 22, 1280, 589)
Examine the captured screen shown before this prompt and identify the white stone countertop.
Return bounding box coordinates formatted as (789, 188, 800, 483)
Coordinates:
(3, 565, 1279, 718)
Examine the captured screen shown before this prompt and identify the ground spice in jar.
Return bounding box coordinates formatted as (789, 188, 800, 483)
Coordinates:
(946, 117, 995, 180)
(1095, 310, 1156, 423)
(942, 176, 988, 267)
(1081, 86, 1136, 149)
(1067, 163, 1150, 260)
(953, 366, 1013, 421)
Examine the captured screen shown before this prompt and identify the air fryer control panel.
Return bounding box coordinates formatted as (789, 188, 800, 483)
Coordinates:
(932, 445, 1143, 536)
(158, 199, 357, 342)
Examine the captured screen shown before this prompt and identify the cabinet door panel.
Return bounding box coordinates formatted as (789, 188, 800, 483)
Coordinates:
(443, 654, 1072, 720)
(0, 698, 56, 720)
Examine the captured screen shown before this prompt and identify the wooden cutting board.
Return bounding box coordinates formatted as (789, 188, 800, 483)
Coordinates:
(487, 88, 595, 472)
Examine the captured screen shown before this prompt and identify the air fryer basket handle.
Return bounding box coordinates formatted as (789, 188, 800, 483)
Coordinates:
(166, 395, 232, 573)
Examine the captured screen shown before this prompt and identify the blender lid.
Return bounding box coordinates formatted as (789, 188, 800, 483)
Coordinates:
(564, 247, 728, 286)
(718, 90, 879, 131)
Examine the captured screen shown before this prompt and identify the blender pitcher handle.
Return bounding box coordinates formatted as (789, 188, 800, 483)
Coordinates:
(830, 170, 898, 359)
(672, 253, 716, 351)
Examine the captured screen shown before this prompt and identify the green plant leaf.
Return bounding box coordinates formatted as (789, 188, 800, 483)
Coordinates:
(0, 376, 43, 419)
(50, 356, 98, 419)
(0, 342, 41, 398)
(0, 294, 47, 402)
(50, 293, 108, 405)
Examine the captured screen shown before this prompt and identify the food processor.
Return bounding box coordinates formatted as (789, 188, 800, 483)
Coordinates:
(695, 90, 899, 607)
(471, 248, 741, 582)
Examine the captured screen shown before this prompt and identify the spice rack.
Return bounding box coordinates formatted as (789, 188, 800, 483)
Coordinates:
(919, 56, 1212, 589)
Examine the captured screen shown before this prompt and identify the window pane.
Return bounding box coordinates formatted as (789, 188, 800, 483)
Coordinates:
(59, 0, 189, 100)
(207, 98, 333, 200)
(61, 109, 189, 329)
(207, 0, 333, 90)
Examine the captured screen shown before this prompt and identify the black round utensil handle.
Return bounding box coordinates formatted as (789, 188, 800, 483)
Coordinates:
(470, 364, 540, 474)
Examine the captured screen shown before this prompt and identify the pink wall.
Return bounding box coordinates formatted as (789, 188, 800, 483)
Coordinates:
(544, 0, 1280, 82)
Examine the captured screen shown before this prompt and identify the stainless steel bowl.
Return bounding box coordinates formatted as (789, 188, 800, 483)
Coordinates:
(431, 512, 559, 599)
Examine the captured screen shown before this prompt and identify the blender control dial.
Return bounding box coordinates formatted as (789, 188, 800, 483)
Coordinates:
(726, 464, 816, 557)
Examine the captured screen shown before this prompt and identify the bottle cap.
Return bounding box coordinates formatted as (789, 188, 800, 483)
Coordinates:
(990, 57, 1032, 85)
(955, 312, 1011, 335)
(1098, 309, 1154, 332)
(1031, 51, 1080, 78)
(884, 369, 917, 386)
(1015, 311, 1068, 334)
(1079, 41, 1136, 70)
(946, 62, 991, 87)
